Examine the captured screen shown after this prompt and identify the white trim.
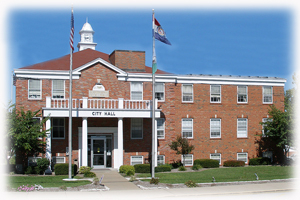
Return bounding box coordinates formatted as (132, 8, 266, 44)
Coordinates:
(182, 118, 193, 139)
(157, 155, 165, 165)
(237, 85, 248, 104)
(210, 153, 221, 165)
(131, 82, 143, 100)
(263, 86, 273, 104)
(52, 80, 65, 99)
(28, 79, 42, 100)
(155, 82, 165, 102)
(210, 85, 221, 103)
(130, 156, 143, 165)
(237, 118, 248, 138)
(210, 118, 221, 138)
(157, 118, 165, 139)
(181, 154, 193, 166)
(237, 152, 248, 164)
(182, 84, 193, 103)
(52, 156, 66, 164)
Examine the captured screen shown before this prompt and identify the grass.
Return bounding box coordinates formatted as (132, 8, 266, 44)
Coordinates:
(136, 166, 294, 184)
(8, 175, 91, 189)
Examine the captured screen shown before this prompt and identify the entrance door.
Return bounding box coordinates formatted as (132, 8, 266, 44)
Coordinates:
(91, 138, 106, 169)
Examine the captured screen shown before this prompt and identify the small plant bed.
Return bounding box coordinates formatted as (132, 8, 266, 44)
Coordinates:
(135, 166, 293, 184)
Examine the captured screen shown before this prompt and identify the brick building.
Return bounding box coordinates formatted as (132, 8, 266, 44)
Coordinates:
(13, 21, 286, 170)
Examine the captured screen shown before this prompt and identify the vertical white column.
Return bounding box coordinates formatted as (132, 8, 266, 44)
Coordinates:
(82, 117, 88, 166)
(117, 118, 123, 169)
(46, 97, 51, 108)
(154, 119, 158, 167)
(45, 118, 52, 171)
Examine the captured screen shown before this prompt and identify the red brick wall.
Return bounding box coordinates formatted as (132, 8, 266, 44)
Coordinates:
(109, 50, 146, 72)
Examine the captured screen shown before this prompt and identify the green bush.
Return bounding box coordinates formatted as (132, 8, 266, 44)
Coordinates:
(223, 160, 245, 167)
(36, 158, 50, 174)
(185, 180, 198, 187)
(171, 161, 182, 169)
(84, 171, 96, 178)
(79, 166, 91, 174)
(25, 166, 37, 174)
(249, 157, 271, 165)
(178, 166, 186, 171)
(54, 164, 77, 175)
(134, 164, 150, 173)
(126, 168, 135, 176)
(194, 159, 219, 168)
(119, 165, 135, 175)
(192, 164, 202, 170)
(150, 178, 159, 185)
(155, 164, 172, 172)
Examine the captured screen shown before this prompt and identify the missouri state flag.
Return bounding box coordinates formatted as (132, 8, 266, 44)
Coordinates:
(153, 18, 171, 45)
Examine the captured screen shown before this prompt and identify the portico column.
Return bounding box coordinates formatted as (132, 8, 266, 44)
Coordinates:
(82, 117, 88, 166)
(45, 118, 52, 172)
(118, 118, 123, 169)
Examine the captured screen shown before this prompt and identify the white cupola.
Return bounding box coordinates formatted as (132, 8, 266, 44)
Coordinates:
(77, 19, 97, 51)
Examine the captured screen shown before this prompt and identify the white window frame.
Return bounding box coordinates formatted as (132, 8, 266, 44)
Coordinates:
(237, 118, 248, 138)
(210, 153, 221, 165)
(237, 86, 248, 103)
(182, 84, 193, 103)
(155, 83, 165, 102)
(157, 155, 165, 166)
(130, 156, 143, 165)
(210, 85, 221, 103)
(157, 118, 165, 139)
(131, 118, 143, 139)
(52, 118, 65, 139)
(52, 156, 66, 164)
(181, 154, 193, 166)
(52, 80, 65, 99)
(237, 152, 248, 164)
(263, 86, 273, 104)
(210, 118, 221, 138)
(131, 82, 143, 100)
(28, 79, 42, 100)
(182, 118, 193, 139)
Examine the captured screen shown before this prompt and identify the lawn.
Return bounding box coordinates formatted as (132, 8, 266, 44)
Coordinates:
(8, 175, 91, 189)
(136, 166, 294, 184)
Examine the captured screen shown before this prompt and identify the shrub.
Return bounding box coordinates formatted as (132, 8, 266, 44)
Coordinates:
(79, 166, 91, 174)
(25, 166, 36, 175)
(150, 178, 160, 185)
(36, 158, 50, 174)
(185, 180, 198, 187)
(178, 166, 186, 171)
(119, 165, 135, 175)
(171, 161, 182, 169)
(84, 171, 96, 178)
(194, 159, 219, 168)
(134, 164, 150, 173)
(54, 164, 77, 175)
(223, 160, 245, 167)
(155, 164, 172, 172)
(126, 168, 135, 176)
(249, 157, 271, 165)
(192, 164, 202, 170)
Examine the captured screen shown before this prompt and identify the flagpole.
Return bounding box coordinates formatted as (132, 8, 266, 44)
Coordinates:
(68, 7, 74, 180)
(151, 9, 156, 179)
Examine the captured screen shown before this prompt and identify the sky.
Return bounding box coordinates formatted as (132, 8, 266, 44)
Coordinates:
(2, 2, 297, 105)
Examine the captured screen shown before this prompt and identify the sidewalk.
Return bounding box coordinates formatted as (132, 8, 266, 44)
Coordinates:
(91, 169, 140, 190)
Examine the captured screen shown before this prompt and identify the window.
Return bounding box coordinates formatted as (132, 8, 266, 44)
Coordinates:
(237, 118, 247, 138)
(182, 154, 193, 166)
(237, 86, 247, 103)
(28, 79, 42, 99)
(182, 84, 193, 102)
(52, 80, 65, 99)
(28, 156, 42, 166)
(131, 156, 143, 165)
(131, 82, 143, 100)
(155, 83, 165, 101)
(52, 157, 65, 164)
(157, 155, 165, 165)
(52, 118, 65, 139)
(131, 118, 143, 139)
(237, 153, 248, 164)
(210, 118, 221, 138)
(210, 85, 221, 103)
(263, 86, 273, 103)
(182, 118, 193, 138)
(157, 118, 165, 139)
(210, 153, 221, 165)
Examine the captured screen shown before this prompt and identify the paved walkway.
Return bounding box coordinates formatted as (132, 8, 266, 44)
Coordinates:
(91, 169, 140, 190)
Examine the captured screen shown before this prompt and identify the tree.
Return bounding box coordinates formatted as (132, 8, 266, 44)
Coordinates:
(169, 136, 194, 166)
(7, 105, 50, 168)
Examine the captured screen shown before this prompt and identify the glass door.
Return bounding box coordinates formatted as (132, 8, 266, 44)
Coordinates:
(91, 138, 106, 168)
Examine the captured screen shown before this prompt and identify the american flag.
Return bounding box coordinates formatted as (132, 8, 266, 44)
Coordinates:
(70, 9, 74, 52)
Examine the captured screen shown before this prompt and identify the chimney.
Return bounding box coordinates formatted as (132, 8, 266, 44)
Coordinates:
(109, 50, 146, 72)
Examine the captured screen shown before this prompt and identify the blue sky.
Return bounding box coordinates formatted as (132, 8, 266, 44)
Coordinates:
(7, 7, 293, 103)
